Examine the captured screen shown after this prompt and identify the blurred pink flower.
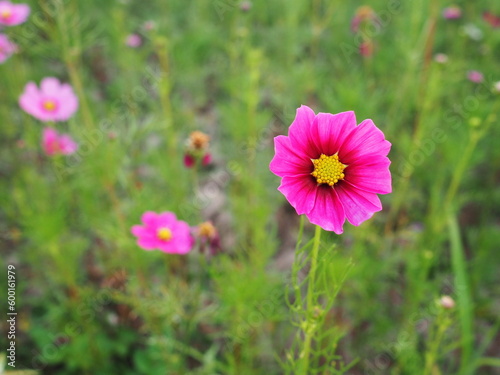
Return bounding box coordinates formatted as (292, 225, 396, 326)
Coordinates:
(351, 6, 380, 33)
(131, 211, 193, 254)
(19, 77, 79, 122)
(442, 6, 461, 20)
(184, 131, 212, 168)
(0, 1, 29, 26)
(467, 70, 484, 83)
(434, 53, 448, 64)
(483, 11, 500, 28)
(184, 154, 195, 168)
(125, 34, 142, 48)
(42, 127, 78, 156)
(439, 295, 455, 309)
(143, 20, 156, 31)
(359, 41, 374, 58)
(270, 105, 392, 233)
(195, 221, 221, 255)
(0, 33, 16, 63)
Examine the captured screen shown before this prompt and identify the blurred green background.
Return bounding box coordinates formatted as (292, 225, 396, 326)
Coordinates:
(1, 0, 500, 374)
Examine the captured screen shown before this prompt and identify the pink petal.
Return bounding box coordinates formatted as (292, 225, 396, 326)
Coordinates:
(184, 154, 195, 167)
(40, 77, 61, 95)
(141, 211, 159, 228)
(42, 127, 58, 143)
(336, 184, 382, 226)
(288, 105, 320, 158)
(306, 187, 346, 234)
(344, 156, 392, 194)
(269, 135, 311, 177)
(54, 85, 79, 120)
(157, 212, 177, 227)
(340, 119, 391, 164)
(278, 175, 317, 215)
(59, 135, 78, 154)
(137, 238, 159, 250)
(8, 4, 29, 25)
(311, 111, 357, 156)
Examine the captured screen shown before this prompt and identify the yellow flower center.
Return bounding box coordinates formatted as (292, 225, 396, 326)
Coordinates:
(1, 9, 12, 20)
(311, 153, 346, 186)
(43, 100, 57, 111)
(157, 227, 172, 241)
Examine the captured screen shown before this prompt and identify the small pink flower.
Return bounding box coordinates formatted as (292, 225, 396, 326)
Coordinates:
(442, 6, 461, 20)
(351, 6, 380, 33)
(19, 77, 79, 122)
(202, 153, 212, 166)
(183, 131, 212, 168)
(131, 211, 194, 254)
(143, 20, 156, 31)
(467, 70, 484, 83)
(270, 105, 392, 234)
(42, 127, 78, 156)
(195, 221, 221, 255)
(184, 154, 195, 168)
(0, 33, 17, 63)
(359, 41, 374, 58)
(125, 34, 142, 48)
(0, 1, 30, 26)
(434, 53, 448, 64)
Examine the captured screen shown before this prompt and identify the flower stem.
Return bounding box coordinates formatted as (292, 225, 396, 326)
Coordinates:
(448, 212, 473, 372)
(301, 224, 322, 374)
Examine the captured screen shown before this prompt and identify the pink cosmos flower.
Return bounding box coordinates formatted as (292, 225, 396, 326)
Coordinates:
(125, 34, 142, 48)
(131, 211, 194, 254)
(0, 1, 30, 26)
(269, 105, 391, 234)
(351, 6, 380, 33)
(42, 127, 78, 156)
(0, 33, 16, 63)
(467, 70, 484, 83)
(19, 77, 79, 122)
(442, 6, 461, 20)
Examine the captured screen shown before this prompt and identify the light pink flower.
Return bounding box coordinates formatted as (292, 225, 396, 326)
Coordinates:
(131, 211, 194, 254)
(19, 77, 79, 122)
(0, 1, 30, 26)
(434, 53, 448, 64)
(143, 20, 156, 31)
(0, 33, 17, 63)
(351, 6, 380, 33)
(42, 127, 78, 156)
(270, 105, 392, 234)
(467, 70, 484, 83)
(125, 34, 142, 48)
(442, 6, 461, 20)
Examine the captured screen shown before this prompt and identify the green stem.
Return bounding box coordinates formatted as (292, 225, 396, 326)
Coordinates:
(301, 224, 322, 374)
(448, 212, 473, 372)
(443, 132, 480, 210)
